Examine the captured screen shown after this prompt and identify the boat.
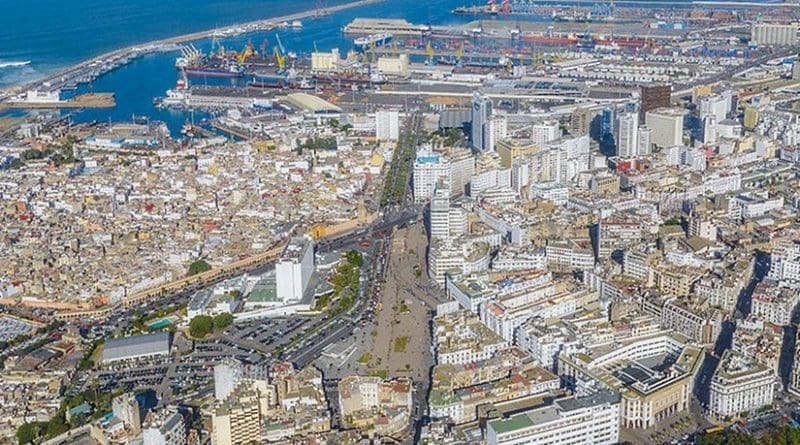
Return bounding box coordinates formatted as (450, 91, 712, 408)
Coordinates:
(291, 20, 303, 29)
(354, 33, 393, 52)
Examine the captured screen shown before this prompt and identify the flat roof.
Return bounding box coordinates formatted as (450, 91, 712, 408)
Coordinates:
(102, 332, 171, 362)
(282, 93, 341, 113)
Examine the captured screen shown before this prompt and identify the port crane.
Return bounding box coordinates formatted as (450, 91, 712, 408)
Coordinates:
(236, 41, 255, 64)
(425, 40, 435, 64)
(273, 34, 291, 71)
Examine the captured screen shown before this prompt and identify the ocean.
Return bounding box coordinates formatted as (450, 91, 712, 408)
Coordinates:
(0, 0, 777, 135)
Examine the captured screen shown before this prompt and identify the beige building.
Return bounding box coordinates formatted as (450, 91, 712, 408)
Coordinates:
(743, 108, 759, 130)
(377, 54, 410, 77)
(645, 108, 684, 148)
(496, 139, 539, 169)
(310, 49, 341, 72)
(211, 381, 272, 445)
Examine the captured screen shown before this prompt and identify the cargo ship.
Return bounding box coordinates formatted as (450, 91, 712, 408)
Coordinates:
(248, 74, 314, 90)
(354, 33, 393, 52)
(184, 64, 244, 78)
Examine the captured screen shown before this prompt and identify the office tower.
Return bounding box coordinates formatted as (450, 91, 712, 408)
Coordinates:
(645, 108, 685, 147)
(471, 93, 493, 152)
(640, 84, 671, 121)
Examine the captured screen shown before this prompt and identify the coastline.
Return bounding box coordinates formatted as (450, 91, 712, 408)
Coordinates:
(0, 0, 385, 97)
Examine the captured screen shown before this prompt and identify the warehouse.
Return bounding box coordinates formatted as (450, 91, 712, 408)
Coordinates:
(102, 332, 172, 363)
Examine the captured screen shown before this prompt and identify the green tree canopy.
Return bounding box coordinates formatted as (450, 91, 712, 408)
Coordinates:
(213, 313, 233, 331)
(187, 259, 212, 277)
(189, 315, 214, 338)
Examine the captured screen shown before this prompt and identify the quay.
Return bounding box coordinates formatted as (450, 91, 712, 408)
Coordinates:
(2, 93, 116, 110)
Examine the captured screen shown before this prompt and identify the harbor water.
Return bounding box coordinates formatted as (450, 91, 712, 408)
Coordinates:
(0, 0, 779, 135)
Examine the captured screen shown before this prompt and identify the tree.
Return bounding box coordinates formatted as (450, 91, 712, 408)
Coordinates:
(345, 250, 363, 268)
(187, 259, 211, 277)
(213, 313, 233, 331)
(16, 423, 45, 445)
(189, 315, 214, 338)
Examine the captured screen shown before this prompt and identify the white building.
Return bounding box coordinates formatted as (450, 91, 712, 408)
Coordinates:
(487, 115, 508, 153)
(708, 351, 776, 418)
(375, 110, 400, 141)
(531, 121, 561, 148)
(275, 236, 315, 303)
(615, 112, 639, 159)
(486, 392, 620, 445)
(142, 411, 185, 445)
(214, 359, 245, 401)
(112, 393, 141, 435)
(638, 126, 652, 155)
(769, 240, 800, 281)
(413, 150, 450, 202)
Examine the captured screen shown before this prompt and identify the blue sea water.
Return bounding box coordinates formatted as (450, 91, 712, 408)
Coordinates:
(0, 0, 778, 135)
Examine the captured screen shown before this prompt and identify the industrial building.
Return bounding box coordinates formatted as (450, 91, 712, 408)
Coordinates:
(102, 332, 172, 363)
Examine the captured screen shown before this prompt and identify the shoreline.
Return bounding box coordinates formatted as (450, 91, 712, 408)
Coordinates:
(0, 0, 385, 98)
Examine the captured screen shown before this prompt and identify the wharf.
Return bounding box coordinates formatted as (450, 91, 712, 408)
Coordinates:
(2, 93, 116, 110)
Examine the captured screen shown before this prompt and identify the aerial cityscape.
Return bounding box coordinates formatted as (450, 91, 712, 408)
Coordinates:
(3, 0, 800, 444)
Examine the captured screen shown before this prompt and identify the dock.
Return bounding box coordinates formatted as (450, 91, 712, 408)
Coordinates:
(2, 93, 116, 110)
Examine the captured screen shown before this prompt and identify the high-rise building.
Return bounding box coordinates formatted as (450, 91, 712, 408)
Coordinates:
(699, 95, 729, 122)
(211, 382, 271, 445)
(375, 110, 400, 141)
(429, 185, 452, 242)
(702, 115, 717, 145)
(215, 359, 245, 402)
(487, 115, 508, 153)
(448, 149, 475, 197)
(600, 108, 615, 146)
(645, 108, 684, 148)
(570, 106, 596, 136)
(275, 236, 315, 303)
(413, 150, 450, 202)
(615, 112, 638, 159)
(471, 93, 493, 152)
(751, 23, 798, 46)
(485, 393, 620, 445)
(531, 121, 561, 147)
(638, 126, 652, 155)
(112, 393, 141, 435)
(640, 84, 672, 122)
(744, 108, 760, 130)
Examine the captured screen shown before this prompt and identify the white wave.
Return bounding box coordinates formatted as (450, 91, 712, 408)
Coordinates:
(0, 61, 31, 69)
